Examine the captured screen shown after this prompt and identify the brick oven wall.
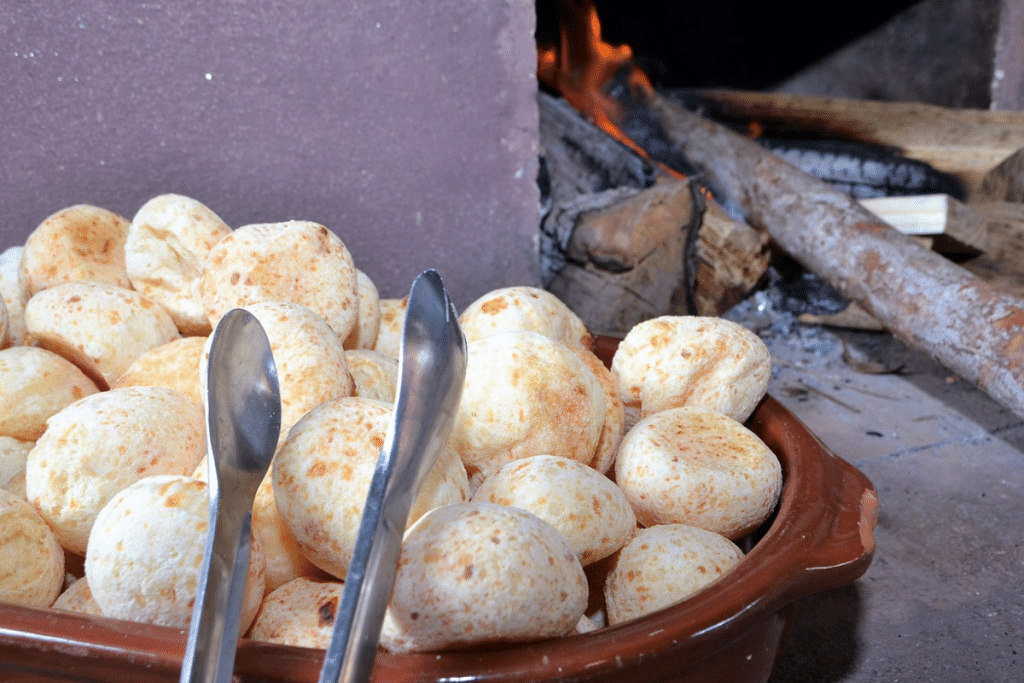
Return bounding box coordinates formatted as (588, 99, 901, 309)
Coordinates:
(0, 0, 541, 308)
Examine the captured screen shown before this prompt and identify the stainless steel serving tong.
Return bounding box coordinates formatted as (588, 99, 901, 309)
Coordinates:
(318, 269, 467, 683)
(180, 308, 282, 683)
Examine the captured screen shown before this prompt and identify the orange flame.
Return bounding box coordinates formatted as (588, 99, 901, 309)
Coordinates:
(537, 0, 680, 177)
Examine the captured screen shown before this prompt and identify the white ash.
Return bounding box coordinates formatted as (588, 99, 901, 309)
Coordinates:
(724, 267, 848, 358)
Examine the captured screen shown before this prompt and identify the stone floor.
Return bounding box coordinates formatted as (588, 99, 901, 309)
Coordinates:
(723, 286, 1024, 682)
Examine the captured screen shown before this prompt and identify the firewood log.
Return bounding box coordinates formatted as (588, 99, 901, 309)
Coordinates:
(538, 92, 769, 334)
(859, 194, 1024, 274)
(641, 88, 1024, 420)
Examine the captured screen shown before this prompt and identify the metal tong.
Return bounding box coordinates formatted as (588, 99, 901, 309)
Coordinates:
(318, 269, 467, 683)
(180, 309, 282, 683)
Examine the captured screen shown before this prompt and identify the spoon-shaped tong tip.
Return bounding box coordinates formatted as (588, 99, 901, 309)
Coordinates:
(180, 308, 281, 683)
(318, 269, 467, 683)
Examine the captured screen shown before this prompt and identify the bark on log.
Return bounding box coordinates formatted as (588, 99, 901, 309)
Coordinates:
(980, 146, 1024, 204)
(538, 91, 769, 332)
(545, 176, 703, 337)
(859, 195, 1024, 274)
(693, 200, 770, 316)
(643, 89, 1024, 420)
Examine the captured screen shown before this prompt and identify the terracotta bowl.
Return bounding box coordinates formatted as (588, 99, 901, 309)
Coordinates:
(0, 338, 878, 683)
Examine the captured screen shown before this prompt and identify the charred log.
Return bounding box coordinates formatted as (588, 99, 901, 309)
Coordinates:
(757, 137, 965, 199)
(538, 91, 700, 335)
(537, 91, 770, 335)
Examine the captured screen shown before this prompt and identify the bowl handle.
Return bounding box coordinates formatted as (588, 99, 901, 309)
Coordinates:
(751, 396, 879, 599)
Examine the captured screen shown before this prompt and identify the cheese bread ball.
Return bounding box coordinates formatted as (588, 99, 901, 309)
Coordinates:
(568, 344, 624, 474)
(380, 502, 588, 653)
(344, 349, 399, 403)
(604, 524, 743, 625)
(19, 204, 132, 296)
(611, 316, 770, 423)
(26, 386, 206, 553)
(234, 302, 355, 439)
(451, 331, 606, 479)
(0, 488, 64, 608)
(250, 577, 345, 648)
(52, 576, 103, 616)
(251, 473, 322, 594)
(343, 270, 381, 350)
(125, 193, 233, 336)
(0, 436, 33, 499)
(459, 286, 592, 350)
(1, 246, 30, 346)
(0, 346, 101, 441)
(198, 221, 359, 339)
(615, 407, 782, 539)
(273, 397, 470, 580)
(85, 475, 266, 631)
(110, 335, 206, 406)
(473, 455, 635, 566)
(24, 281, 181, 389)
(373, 297, 407, 358)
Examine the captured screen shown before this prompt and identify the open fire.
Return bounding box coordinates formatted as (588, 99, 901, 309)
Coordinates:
(536, 1, 649, 158)
(534, 0, 1024, 422)
(535, 0, 962, 199)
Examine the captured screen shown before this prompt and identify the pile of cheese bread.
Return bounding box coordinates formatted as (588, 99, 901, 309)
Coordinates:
(0, 194, 781, 653)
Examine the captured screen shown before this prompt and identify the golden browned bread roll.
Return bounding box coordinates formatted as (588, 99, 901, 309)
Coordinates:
(459, 286, 592, 349)
(605, 524, 743, 625)
(0, 488, 64, 608)
(343, 270, 381, 350)
(0, 246, 30, 346)
(372, 297, 407, 358)
(272, 397, 469, 580)
(380, 502, 588, 653)
(125, 193, 233, 335)
(614, 406, 782, 539)
(611, 315, 770, 423)
(231, 302, 355, 440)
(344, 349, 398, 403)
(0, 345, 100, 441)
(26, 386, 206, 553)
(249, 576, 345, 648)
(23, 281, 181, 389)
(85, 475, 265, 631)
(567, 344, 624, 474)
(251, 473, 322, 595)
(51, 576, 103, 616)
(20, 204, 132, 295)
(110, 335, 206, 405)
(472, 455, 635, 566)
(198, 221, 359, 339)
(451, 331, 606, 479)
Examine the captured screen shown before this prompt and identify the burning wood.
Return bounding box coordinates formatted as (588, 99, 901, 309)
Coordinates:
(537, 92, 769, 336)
(535, 0, 1024, 419)
(535, 0, 768, 336)
(757, 137, 964, 199)
(537, 0, 654, 163)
